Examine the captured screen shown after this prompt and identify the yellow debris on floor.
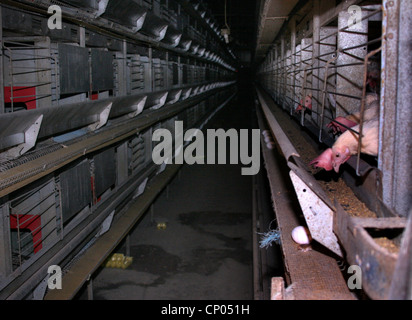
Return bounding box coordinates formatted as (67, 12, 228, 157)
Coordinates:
(157, 222, 167, 230)
(104, 253, 133, 269)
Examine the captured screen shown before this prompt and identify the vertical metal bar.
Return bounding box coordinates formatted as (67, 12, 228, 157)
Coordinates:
(300, 62, 314, 127)
(79, 27, 85, 48)
(312, 0, 321, 124)
(285, 48, 292, 112)
(51, 47, 59, 107)
(88, 41, 93, 100)
(379, 0, 397, 214)
(165, 51, 169, 89)
(290, 16, 296, 115)
(393, 0, 412, 217)
(380, 0, 412, 217)
(276, 45, 280, 105)
(35, 37, 52, 109)
(178, 55, 181, 87)
(280, 35, 285, 109)
(7, 47, 15, 113)
(15, 208, 22, 271)
(318, 26, 338, 126)
(148, 46, 153, 92)
(319, 54, 338, 142)
(336, 7, 368, 118)
(300, 68, 308, 125)
(0, 5, 4, 114)
(0, 203, 13, 277)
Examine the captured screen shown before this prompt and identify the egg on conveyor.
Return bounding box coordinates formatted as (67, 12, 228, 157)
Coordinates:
(262, 130, 271, 137)
(263, 134, 272, 142)
(264, 138, 272, 145)
(266, 141, 276, 149)
(291, 226, 312, 245)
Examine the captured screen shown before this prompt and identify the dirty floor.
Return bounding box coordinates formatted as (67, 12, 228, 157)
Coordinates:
(78, 78, 256, 300)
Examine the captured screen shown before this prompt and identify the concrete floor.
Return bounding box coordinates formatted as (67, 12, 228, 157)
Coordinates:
(81, 80, 256, 300)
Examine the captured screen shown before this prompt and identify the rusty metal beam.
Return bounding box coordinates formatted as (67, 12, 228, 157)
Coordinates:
(333, 200, 406, 300)
(256, 100, 354, 300)
(389, 210, 412, 299)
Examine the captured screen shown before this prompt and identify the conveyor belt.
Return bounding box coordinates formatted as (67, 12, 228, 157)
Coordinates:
(256, 93, 355, 300)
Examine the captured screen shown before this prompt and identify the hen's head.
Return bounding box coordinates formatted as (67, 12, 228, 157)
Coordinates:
(296, 94, 313, 113)
(331, 145, 351, 173)
(309, 148, 333, 171)
(304, 94, 312, 110)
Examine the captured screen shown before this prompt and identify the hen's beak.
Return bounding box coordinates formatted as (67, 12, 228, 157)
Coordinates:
(333, 162, 340, 173)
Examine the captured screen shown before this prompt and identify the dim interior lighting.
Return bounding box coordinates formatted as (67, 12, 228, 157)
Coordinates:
(221, 0, 231, 44)
(221, 28, 230, 44)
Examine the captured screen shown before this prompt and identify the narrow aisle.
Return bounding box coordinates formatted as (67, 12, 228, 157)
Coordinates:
(88, 74, 256, 300)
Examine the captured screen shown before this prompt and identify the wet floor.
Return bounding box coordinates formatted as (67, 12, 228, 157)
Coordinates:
(80, 75, 257, 300)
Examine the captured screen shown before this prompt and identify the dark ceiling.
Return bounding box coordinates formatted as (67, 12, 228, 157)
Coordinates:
(202, 0, 260, 59)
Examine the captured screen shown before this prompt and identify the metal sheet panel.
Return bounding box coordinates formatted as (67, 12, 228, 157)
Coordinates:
(336, 9, 368, 117)
(93, 148, 116, 197)
(290, 170, 343, 257)
(116, 142, 128, 187)
(38, 100, 111, 138)
(102, 0, 147, 32)
(58, 44, 90, 95)
(316, 27, 337, 126)
(0, 113, 40, 151)
(380, 0, 412, 217)
(140, 12, 168, 40)
(91, 49, 114, 92)
(60, 160, 91, 223)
